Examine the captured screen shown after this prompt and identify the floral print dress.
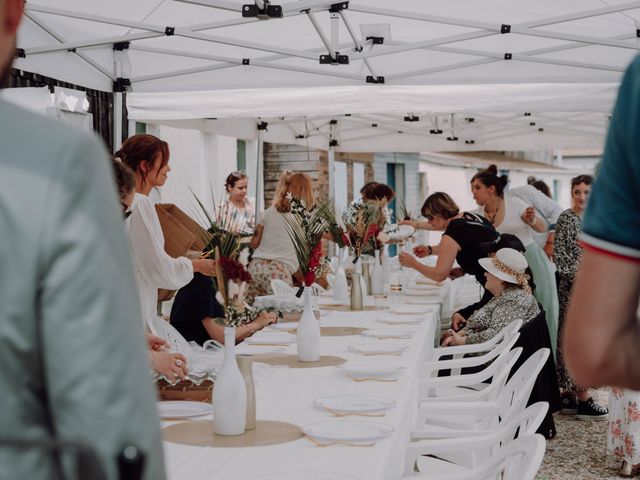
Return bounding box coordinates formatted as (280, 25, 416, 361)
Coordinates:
(608, 388, 640, 464)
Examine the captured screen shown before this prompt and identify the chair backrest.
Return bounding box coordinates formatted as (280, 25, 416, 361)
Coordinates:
(416, 348, 522, 428)
(490, 349, 550, 430)
(406, 403, 548, 473)
(443, 434, 546, 480)
(433, 319, 523, 362)
(461, 347, 522, 403)
(470, 402, 548, 468)
(270, 279, 296, 296)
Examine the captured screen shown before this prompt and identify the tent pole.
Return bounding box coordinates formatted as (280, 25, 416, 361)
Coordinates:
(255, 126, 263, 222)
(113, 92, 123, 150)
(113, 52, 124, 151)
(328, 123, 336, 255)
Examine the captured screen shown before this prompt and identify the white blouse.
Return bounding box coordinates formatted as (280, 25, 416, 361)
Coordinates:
(475, 196, 535, 247)
(127, 193, 193, 331)
(494, 196, 535, 247)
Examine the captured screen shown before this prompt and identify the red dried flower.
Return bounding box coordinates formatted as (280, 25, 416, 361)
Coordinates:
(219, 256, 252, 283)
(304, 271, 315, 286)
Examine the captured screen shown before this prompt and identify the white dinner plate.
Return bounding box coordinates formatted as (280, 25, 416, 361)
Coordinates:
(302, 420, 394, 445)
(157, 401, 212, 419)
(384, 223, 416, 240)
(376, 315, 422, 325)
(403, 296, 441, 305)
(338, 363, 404, 382)
(414, 278, 445, 287)
(245, 334, 296, 346)
(361, 328, 414, 339)
(268, 323, 298, 332)
(254, 472, 359, 480)
(314, 394, 396, 415)
(347, 344, 409, 356)
(388, 305, 430, 315)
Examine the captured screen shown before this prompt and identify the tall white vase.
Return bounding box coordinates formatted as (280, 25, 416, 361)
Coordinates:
(213, 327, 247, 435)
(297, 287, 321, 361)
(371, 250, 385, 295)
(333, 248, 349, 303)
(382, 244, 391, 293)
(354, 258, 367, 307)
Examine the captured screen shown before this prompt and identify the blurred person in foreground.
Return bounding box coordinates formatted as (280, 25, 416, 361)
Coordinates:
(565, 57, 640, 391)
(0, 1, 165, 478)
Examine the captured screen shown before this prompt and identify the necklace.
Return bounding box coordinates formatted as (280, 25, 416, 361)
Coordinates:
(485, 202, 500, 225)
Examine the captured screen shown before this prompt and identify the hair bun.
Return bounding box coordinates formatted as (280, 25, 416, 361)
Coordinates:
(499, 174, 509, 187)
(486, 164, 498, 175)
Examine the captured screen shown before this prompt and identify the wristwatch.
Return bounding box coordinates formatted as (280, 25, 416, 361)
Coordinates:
(427, 245, 433, 256)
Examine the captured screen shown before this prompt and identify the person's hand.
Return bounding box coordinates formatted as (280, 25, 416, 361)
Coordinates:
(256, 311, 278, 329)
(398, 252, 419, 269)
(192, 258, 216, 276)
(451, 313, 466, 331)
(413, 245, 429, 258)
(448, 267, 464, 280)
(441, 330, 466, 347)
(146, 333, 168, 351)
(152, 351, 188, 381)
(521, 206, 536, 226)
(440, 329, 454, 343)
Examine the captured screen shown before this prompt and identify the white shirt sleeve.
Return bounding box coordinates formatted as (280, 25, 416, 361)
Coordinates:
(511, 185, 563, 225)
(129, 194, 194, 290)
(509, 195, 529, 216)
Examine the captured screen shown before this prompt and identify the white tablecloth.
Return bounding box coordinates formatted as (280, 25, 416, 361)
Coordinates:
(163, 295, 442, 480)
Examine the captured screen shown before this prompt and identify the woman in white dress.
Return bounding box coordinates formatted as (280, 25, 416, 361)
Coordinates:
(470, 164, 559, 360)
(112, 157, 189, 381)
(116, 134, 216, 347)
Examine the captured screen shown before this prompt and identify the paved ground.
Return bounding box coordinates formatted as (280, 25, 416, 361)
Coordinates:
(537, 389, 631, 480)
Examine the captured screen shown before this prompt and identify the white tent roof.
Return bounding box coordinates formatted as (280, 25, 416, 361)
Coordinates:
(15, 0, 640, 151)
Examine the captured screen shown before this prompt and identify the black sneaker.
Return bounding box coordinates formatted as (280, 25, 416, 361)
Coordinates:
(560, 393, 577, 415)
(576, 397, 609, 420)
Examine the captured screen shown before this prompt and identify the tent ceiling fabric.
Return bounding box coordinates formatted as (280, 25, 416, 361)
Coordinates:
(15, 0, 640, 150)
(126, 83, 616, 151)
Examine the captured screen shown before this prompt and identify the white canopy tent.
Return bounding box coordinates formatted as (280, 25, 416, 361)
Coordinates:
(14, 0, 640, 152)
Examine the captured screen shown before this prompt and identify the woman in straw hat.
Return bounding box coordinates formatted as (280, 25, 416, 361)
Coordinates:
(441, 248, 540, 347)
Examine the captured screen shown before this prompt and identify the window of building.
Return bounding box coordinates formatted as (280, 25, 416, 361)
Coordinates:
(237, 139, 246, 171)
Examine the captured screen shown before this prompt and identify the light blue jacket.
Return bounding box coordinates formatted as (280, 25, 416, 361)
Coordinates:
(0, 99, 165, 480)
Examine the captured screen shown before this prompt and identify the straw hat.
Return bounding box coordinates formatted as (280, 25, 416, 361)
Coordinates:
(478, 248, 529, 288)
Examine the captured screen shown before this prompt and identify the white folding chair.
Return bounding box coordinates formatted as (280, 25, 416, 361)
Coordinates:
(419, 328, 521, 400)
(431, 319, 523, 363)
(418, 348, 521, 407)
(402, 434, 546, 480)
(414, 349, 550, 440)
(404, 402, 548, 476)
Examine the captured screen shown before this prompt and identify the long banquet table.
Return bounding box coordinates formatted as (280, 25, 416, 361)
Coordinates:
(163, 294, 443, 480)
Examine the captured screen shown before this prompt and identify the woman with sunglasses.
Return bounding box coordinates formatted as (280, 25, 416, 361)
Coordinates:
(218, 170, 256, 235)
(398, 192, 499, 303)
